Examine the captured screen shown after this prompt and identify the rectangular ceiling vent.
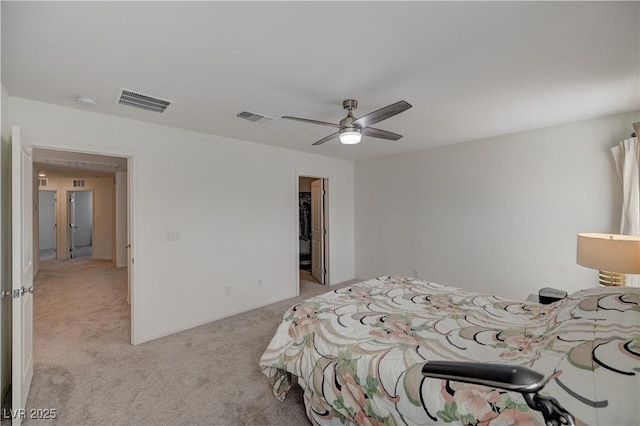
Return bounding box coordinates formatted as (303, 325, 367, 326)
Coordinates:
(39, 178, 48, 187)
(73, 180, 85, 188)
(236, 111, 274, 123)
(116, 88, 172, 113)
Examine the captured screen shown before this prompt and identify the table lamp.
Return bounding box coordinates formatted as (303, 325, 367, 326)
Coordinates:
(576, 233, 640, 287)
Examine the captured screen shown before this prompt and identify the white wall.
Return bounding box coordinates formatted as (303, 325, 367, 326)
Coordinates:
(355, 111, 639, 300)
(9, 97, 355, 344)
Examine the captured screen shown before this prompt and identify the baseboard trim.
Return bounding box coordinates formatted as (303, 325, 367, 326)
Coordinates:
(135, 293, 297, 345)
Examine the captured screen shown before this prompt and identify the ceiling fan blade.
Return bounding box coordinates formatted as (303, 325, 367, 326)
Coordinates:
(361, 127, 403, 141)
(312, 131, 340, 146)
(351, 100, 412, 128)
(282, 116, 343, 129)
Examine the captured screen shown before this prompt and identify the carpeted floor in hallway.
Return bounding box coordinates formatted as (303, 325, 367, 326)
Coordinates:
(25, 259, 354, 425)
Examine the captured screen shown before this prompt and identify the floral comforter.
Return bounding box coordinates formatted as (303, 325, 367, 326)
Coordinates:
(259, 276, 640, 425)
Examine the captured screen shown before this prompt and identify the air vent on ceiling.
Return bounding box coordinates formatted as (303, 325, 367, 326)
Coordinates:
(39, 178, 48, 187)
(236, 111, 275, 123)
(116, 88, 172, 113)
(73, 180, 85, 188)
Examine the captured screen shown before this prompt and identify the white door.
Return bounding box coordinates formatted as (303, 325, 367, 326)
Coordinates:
(310, 179, 326, 284)
(38, 190, 57, 260)
(11, 125, 34, 425)
(68, 191, 77, 258)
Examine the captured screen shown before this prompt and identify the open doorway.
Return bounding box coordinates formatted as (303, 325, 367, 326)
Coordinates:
(298, 176, 328, 292)
(32, 146, 133, 336)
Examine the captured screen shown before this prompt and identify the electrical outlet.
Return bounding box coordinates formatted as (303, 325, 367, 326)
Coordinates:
(413, 269, 421, 279)
(257, 279, 263, 287)
(225, 286, 231, 296)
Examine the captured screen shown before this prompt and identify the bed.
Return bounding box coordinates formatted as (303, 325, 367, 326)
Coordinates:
(259, 276, 640, 425)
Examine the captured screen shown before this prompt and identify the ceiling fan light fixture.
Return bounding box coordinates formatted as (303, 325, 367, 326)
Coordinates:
(340, 128, 362, 145)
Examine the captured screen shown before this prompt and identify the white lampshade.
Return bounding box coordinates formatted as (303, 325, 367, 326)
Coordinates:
(339, 129, 361, 145)
(577, 233, 640, 274)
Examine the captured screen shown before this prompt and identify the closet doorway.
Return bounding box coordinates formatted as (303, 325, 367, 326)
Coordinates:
(298, 176, 328, 287)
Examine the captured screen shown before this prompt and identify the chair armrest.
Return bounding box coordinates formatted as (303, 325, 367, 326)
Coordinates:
(421, 360, 549, 393)
(421, 360, 575, 426)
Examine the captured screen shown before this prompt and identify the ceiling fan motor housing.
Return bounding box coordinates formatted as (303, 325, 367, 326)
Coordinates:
(340, 99, 358, 127)
(342, 99, 358, 111)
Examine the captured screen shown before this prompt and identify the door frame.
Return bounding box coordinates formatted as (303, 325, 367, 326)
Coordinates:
(296, 172, 330, 295)
(30, 138, 139, 344)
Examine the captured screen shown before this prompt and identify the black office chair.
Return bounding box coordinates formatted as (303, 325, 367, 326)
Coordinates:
(422, 361, 575, 426)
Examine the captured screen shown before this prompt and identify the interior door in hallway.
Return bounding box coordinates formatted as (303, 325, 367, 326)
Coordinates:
(311, 179, 326, 284)
(68, 192, 77, 258)
(38, 190, 57, 260)
(67, 190, 92, 258)
(11, 125, 34, 425)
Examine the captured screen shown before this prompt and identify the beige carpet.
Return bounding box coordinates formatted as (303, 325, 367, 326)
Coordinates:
(24, 259, 357, 425)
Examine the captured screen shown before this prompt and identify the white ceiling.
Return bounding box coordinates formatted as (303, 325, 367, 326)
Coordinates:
(2, 1, 639, 161)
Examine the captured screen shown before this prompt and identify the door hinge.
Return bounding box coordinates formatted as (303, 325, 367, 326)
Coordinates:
(1, 289, 21, 299)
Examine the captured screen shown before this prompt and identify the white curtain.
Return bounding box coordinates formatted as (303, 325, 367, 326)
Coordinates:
(611, 136, 640, 287)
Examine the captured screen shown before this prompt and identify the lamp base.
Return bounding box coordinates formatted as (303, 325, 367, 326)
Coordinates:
(598, 270, 625, 287)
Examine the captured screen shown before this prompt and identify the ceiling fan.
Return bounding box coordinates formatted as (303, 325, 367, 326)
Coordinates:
(282, 99, 412, 146)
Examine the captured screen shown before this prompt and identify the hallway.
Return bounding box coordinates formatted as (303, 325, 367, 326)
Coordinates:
(25, 258, 128, 425)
